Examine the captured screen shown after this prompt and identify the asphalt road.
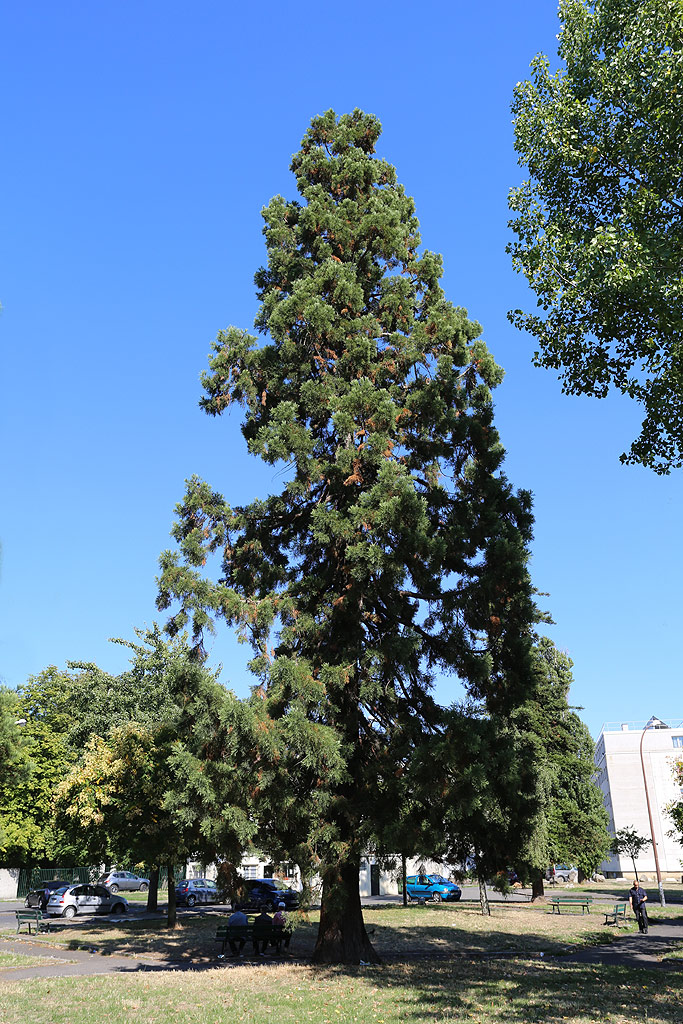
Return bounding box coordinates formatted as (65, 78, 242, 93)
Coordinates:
(0, 885, 538, 925)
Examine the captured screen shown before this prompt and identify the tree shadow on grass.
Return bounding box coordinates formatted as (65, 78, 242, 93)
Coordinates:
(322, 958, 682, 1024)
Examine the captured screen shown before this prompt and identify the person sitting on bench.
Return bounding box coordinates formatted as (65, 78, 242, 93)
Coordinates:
(227, 909, 248, 956)
(253, 909, 273, 956)
(273, 901, 291, 952)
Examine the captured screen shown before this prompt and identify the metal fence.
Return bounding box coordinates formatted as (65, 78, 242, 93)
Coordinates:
(16, 866, 184, 898)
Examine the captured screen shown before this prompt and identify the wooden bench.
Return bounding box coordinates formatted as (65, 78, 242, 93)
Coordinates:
(548, 896, 592, 914)
(15, 909, 50, 934)
(215, 921, 287, 956)
(603, 902, 628, 926)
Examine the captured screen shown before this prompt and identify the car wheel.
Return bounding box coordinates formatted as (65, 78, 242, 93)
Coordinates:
(111, 903, 125, 915)
(109, 884, 119, 893)
(139, 883, 148, 892)
(186, 894, 197, 908)
(432, 892, 442, 903)
(63, 905, 76, 919)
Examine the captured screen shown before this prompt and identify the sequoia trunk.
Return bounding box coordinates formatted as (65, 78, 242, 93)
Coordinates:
(166, 863, 177, 929)
(531, 873, 545, 901)
(146, 866, 159, 912)
(313, 857, 380, 964)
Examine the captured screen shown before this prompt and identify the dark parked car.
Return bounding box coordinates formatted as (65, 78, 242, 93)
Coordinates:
(25, 880, 73, 911)
(235, 878, 300, 912)
(175, 878, 222, 907)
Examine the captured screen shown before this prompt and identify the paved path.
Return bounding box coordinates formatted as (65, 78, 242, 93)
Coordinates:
(2, 919, 682, 982)
(557, 920, 683, 971)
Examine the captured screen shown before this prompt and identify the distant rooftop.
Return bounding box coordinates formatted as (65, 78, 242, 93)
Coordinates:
(600, 718, 683, 734)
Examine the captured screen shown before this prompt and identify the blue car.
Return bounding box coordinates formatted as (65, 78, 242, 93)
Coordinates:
(406, 874, 461, 902)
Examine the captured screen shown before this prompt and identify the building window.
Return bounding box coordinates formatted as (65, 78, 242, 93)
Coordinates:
(672, 736, 683, 748)
(242, 864, 260, 879)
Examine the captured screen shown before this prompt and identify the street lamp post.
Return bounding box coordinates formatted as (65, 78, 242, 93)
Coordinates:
(639, 716, 667, 907)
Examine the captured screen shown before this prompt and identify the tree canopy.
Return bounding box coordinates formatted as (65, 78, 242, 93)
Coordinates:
(158, 109, 539, 962)
(508, 0, 683, 473)
(56, 630, 257, 926)
(514, 639, 610, 892)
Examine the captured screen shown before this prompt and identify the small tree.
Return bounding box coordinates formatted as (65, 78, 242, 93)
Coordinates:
(610, 827, 651, 881)
(0, 687, 32, 854)
(514, 639, 610, 898)
(667, 760, 683, 846)
(0, 669, 81, 865)
(57, 632, 257, 928)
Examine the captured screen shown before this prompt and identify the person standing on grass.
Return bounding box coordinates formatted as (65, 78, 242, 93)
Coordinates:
(629, 879, 648, 934)
(227, 908, 248, 956)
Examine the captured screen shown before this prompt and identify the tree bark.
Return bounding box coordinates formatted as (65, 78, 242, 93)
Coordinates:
(166, 863, 177, 929)
(146, 866, 159, 912)
(531, 873, 545, 901)
(401, 851, 407, 907)
(478, 875, 490, 916)
(313, 857, 380, 963)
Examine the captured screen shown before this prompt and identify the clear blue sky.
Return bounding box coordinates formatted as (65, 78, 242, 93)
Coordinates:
(2, 1, 681, 739)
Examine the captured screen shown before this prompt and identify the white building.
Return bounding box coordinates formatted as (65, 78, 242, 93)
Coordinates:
(594, 718, 683, 880)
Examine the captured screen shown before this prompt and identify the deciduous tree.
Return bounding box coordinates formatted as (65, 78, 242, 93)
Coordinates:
(508, 0, 683, 473)
(514, 639, 610, 897)
(158, 109, 538, 963)
(610, 826, 651, 881)
(57, 631, 257, 927)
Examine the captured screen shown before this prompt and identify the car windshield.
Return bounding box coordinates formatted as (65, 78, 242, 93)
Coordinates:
(50, 887, 69, 896)
(428, 876, 450, 884)
(268, 880, 289, 890)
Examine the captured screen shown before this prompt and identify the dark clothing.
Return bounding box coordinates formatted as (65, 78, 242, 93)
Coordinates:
(253, 911, 272, 954)
(630, 885, 648, 932)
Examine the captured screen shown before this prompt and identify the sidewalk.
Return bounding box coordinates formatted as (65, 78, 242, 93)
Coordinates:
(0, 937, 173, 981)
(557, 919, 683, 971)
(1, 919, 682, 981)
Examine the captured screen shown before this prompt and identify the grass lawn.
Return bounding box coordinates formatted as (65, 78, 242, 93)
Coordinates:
(1, 958, 682, 1024)
(0, 951, 73, 968)
(0, 902, 651, 962)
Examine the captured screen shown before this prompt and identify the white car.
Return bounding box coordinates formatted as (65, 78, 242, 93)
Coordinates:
(547, 864, 578, 883)
(47, 883, 129, 918)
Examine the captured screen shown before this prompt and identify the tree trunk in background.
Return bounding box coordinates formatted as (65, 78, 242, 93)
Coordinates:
(531, 873, 545, 901)
(402, 852, 407, 907)
(478, 875, 491, 916)
(313, 858, 380, 963)
(146, 866, 159, 912)
(167, 864, 177, 929)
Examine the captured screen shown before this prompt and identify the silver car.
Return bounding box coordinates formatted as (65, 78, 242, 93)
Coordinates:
(97, 870, 150, 893)
(47, 883, 129, 918)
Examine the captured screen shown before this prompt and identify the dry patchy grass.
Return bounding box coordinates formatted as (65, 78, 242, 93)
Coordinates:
(0, 902, 639, 963)
(1, 956, 682, 1024)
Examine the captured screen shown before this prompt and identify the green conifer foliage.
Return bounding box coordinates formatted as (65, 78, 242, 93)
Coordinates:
(158, 110, 538, 963)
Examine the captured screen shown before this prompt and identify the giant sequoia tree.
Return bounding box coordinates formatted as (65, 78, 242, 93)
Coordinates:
(158, 110, 538, 963)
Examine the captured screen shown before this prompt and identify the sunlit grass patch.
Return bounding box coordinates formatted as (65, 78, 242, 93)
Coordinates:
(0, 951, 74, 968)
